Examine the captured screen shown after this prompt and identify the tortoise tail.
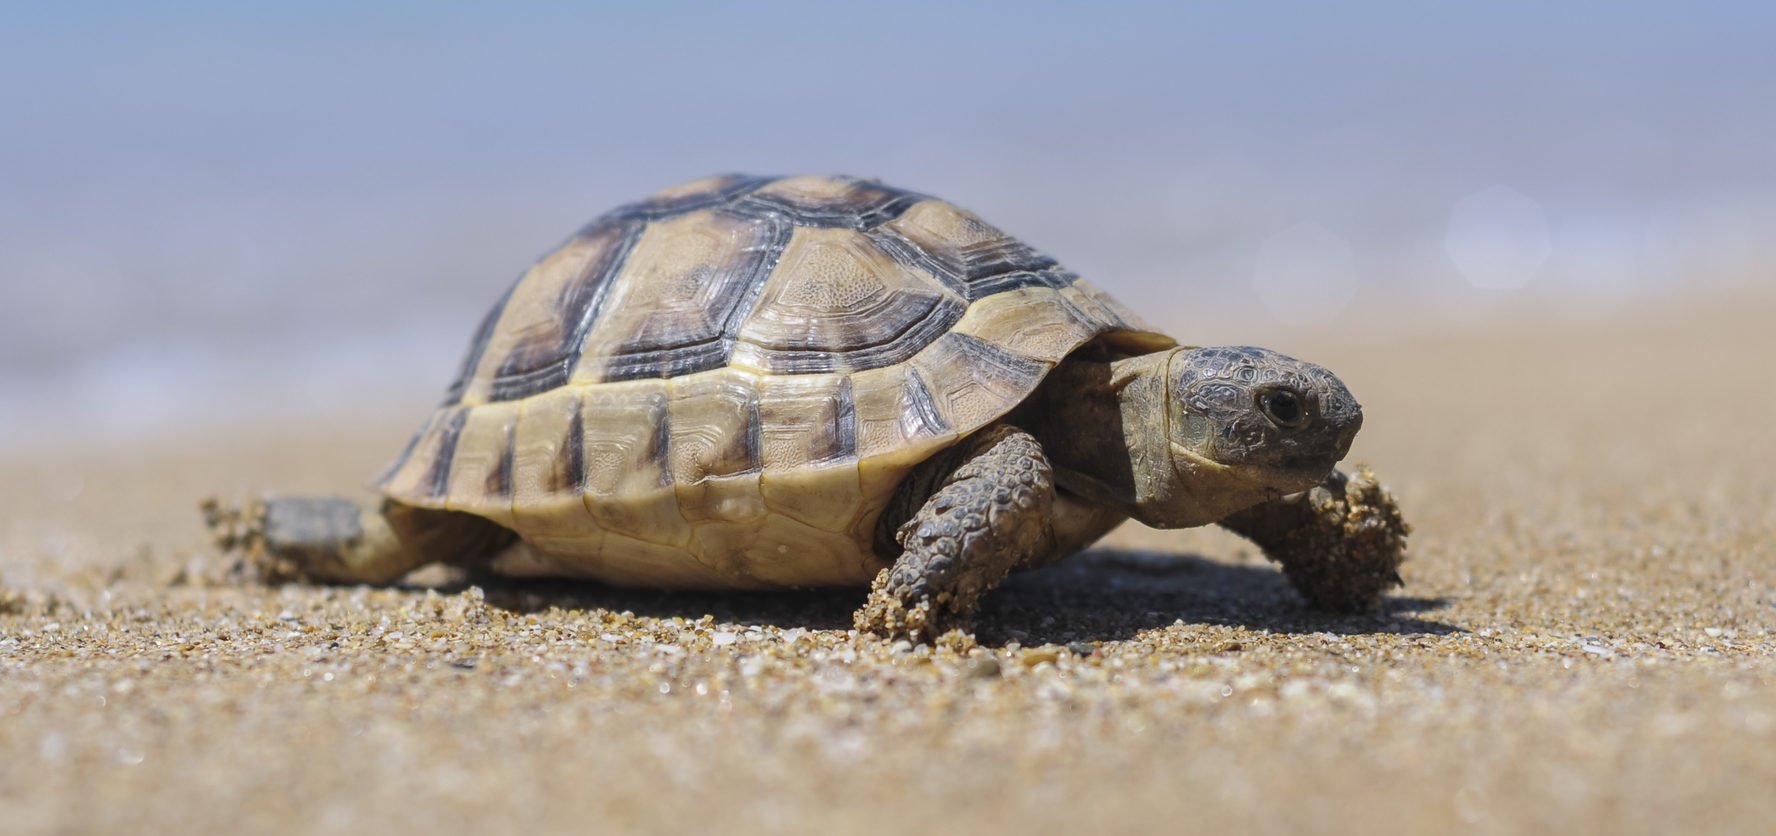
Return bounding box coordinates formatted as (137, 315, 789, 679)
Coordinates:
(202, 496, 514, 585)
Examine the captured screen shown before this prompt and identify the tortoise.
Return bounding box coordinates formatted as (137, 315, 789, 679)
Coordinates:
(213, 174, 1408, 641)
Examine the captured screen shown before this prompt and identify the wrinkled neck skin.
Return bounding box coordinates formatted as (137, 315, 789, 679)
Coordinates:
(1017, 348, 1280, 530)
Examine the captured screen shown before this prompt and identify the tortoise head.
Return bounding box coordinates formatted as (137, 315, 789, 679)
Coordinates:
(1117, 346, 1362, 528)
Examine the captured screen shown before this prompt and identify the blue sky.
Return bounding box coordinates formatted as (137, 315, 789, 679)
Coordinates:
(7, 2, 1772, 201)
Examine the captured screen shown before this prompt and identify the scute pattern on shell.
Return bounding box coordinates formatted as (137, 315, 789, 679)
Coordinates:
(375, 175, 1171, 589)
(443, 175, 1117, 403)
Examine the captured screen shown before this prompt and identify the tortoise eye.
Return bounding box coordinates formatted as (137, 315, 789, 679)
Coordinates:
(1258, 389, 1307, 429)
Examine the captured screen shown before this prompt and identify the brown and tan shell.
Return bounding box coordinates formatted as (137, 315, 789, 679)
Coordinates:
(376, 175, 1173, 588)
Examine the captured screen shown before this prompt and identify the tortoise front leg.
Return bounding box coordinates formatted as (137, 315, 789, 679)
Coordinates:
(203, 497, 513, 585)
(1216, 467, 1410, 611)
(855, 424, 1057, 643)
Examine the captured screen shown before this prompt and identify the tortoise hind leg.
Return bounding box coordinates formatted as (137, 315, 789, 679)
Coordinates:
(204, 496, 514, 585)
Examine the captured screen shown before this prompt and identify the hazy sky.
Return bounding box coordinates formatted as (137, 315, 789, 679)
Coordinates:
(6, 3, 1771, 187)
(3, 2, 1773, 445)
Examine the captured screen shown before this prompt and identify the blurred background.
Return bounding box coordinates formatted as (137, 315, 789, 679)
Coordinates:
(3, 1, 1772, 455)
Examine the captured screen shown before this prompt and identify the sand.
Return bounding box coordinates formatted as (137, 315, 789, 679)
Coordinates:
(3, 297, 1775, 835)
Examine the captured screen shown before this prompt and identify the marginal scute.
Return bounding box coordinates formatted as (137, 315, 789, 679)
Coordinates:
(442, 402, 520, 526)
(907, 332, 1051, 438)
(753, 374, 865, 536)
(755, 373, 856, 471)
(849, 361, 961, 533)
(667, 369, 767, 524)
(849, 362, 957, 463)
(577, 380, 690, 548)
(507, 389, 601, 555)
(424, 408, 471, 500)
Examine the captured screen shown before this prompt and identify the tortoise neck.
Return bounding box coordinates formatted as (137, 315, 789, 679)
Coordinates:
(1011, 349, 1179, 517)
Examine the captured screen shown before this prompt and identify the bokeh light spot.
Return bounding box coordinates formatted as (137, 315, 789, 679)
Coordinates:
(1446, 185, 1550, 290)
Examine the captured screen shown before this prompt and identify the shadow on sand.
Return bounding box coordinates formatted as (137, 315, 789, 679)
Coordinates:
(455, 548, 1456, 646)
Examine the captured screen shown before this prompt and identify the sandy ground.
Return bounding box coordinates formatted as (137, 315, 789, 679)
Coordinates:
(3, 297, 1775, 835)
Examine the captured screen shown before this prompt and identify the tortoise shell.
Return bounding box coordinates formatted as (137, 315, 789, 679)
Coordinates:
(376, 175, 1172, 588)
